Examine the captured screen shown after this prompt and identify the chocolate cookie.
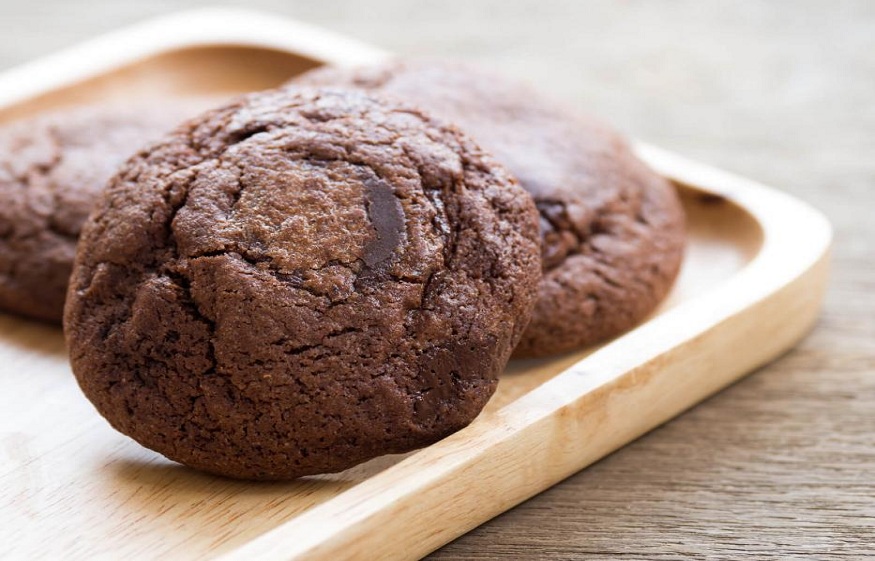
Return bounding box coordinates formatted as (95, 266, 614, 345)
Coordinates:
(291, 61, 686, 357)
(65, 88, 541, 480)
(0, 99, 216, 323)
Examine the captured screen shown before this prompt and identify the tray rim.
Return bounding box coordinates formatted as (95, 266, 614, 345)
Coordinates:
(0, 7, 391, 110)
(0, 8, 833, 561)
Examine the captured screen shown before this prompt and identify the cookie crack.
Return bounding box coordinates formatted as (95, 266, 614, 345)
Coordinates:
(271, 326, 363, 356)
(226, 124, 271, 146)
(537, 192, 645, 275)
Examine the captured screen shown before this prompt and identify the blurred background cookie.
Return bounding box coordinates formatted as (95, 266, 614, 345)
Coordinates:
(0, 98, 220, 323)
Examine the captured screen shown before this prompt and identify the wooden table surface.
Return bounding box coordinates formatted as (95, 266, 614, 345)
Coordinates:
(2, 0, 872, 558)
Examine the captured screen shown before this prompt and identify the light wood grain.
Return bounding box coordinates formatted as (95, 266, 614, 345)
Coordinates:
(0, 3, 872, 557)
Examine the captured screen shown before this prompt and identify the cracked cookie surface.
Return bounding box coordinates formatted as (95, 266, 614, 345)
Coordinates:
(0, 99, 216, 323)
(64, 87, 542, 480)
(291, 61, 686, 357)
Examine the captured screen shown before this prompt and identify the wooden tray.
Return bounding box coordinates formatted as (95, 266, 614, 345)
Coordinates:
(0, 8, 832, 561)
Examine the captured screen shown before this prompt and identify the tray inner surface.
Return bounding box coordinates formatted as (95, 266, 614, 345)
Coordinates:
(0, 44, 763, 559)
